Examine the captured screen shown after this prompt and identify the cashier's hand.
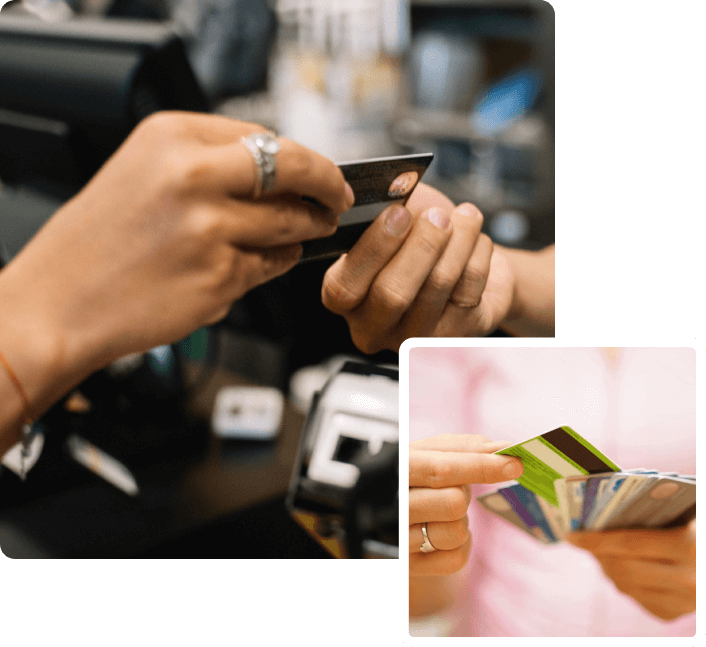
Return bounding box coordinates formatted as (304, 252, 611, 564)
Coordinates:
(409, 434, 523, 577)
(5, 111, 353, 373)
(321, 183, 515, 353)
(567, 520, 697, 621)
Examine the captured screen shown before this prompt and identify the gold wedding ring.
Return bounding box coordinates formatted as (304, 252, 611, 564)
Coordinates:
(448, 297, 481, 309)
(420, 522, 437, 553)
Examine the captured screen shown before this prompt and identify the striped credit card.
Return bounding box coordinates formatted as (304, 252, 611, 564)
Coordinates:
(495, 426, 621, 508)
(300, 153, 433, 262)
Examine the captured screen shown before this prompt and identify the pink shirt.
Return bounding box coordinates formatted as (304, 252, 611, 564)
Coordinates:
(409, 347, 696, 637)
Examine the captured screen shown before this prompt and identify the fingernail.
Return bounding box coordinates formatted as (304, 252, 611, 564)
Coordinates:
(425, 207, 451, 230)
(384, 205, 412, 237)
(344, 182, 355, 208)
(456, 203, 479, 218)
(503, 460, 523, 480)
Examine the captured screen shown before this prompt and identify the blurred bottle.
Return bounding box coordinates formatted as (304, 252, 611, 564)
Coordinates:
(409, 30, 484, 112)
(270, 0, 409, 160)
(471, 67, 542, 136)
(8, 0, 73, 20)
(469, 68, 543, 208)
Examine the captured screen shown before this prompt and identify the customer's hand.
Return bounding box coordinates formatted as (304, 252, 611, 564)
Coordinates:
(410, 434, 523, 577)
(2, 111, 353, 376)
(567, 520, 696, 621)
(321, 183, 515, 353)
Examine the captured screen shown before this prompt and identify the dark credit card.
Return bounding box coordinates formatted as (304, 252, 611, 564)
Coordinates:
(300, 152, 434, 263)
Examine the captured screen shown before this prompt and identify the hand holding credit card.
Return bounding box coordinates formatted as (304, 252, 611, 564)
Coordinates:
(478, 426, 696, 544)
(409, 434, 523, 577)
(300, 153, 433, 262)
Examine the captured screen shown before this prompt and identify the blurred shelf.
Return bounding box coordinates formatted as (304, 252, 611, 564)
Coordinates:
(392, 108, 548, 149)
(412, 0, 543, 6)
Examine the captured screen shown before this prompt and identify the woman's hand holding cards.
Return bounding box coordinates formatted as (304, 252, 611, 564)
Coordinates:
(567, 520, 696, 621)
(321, 183, 516, 353)
(409, 434, 523, 576)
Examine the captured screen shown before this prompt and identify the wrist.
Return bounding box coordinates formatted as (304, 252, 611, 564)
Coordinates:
(496, 245, 555, 337)
(0, 264, 94, 422)
(409, 574, 457, 617)
(497, 246, 528, 323)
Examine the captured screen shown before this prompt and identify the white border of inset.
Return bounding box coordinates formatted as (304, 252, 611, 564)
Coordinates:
(398, 337, 706, 647)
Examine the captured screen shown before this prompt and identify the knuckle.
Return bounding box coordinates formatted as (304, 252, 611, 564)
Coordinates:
(369, 281, 413, 316)
(139, 110, 181, 140)
(441, 547, 469, 575)
(441, 488, 469, 520)
(322, 163, 346, 202)
(182, 157, 215, 190)
(349, 328, 384, 355)
(426, 460, 453, 489)
(473, 459, 492, 484)
(321, 211, 339, 235)
(416, 231, 445, 259)
(449, 518, 470, 546)
(335, 165, 347, 194)
(304, 206, 339, 237)
(205, 303, 232, 325)
(321, 272, 365, 313)
(287, 147, 313, 179)
(207, 250, 236, 292)
(426, 265, 458, 294)
(188, 207, 223, 240)
(464, 263, 489, 290)
(272, 203, 299, 239)
(160, 148, 195, 190)
(168, 158, 212, 193)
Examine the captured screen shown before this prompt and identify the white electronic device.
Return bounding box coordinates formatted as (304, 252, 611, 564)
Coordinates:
(305, 371, 398, 489)
(211, 386, 285, 440)
(287, 361, 399, 558)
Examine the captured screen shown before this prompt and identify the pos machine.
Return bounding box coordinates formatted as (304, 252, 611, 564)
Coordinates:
(287, 362, 399, 559)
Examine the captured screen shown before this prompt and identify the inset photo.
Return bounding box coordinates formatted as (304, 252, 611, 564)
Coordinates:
(404, 345, 696, 638)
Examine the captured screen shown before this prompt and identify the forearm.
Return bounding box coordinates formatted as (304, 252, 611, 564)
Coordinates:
(499, 244, 555, 337)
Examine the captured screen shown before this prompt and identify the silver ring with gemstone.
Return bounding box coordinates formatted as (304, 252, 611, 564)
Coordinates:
(240, 130, 280, 199)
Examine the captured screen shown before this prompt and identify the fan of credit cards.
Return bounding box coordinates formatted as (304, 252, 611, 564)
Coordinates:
(477, 426, 696, 544)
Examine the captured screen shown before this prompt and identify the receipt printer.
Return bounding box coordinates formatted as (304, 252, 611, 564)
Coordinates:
(286, 361, 399, 559)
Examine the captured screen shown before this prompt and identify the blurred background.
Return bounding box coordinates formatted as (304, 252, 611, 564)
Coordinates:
(0, 0, 554, 379)
(0, 0, 552, 558)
